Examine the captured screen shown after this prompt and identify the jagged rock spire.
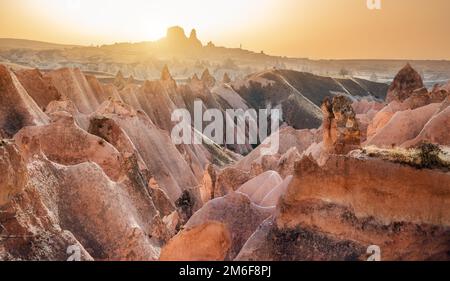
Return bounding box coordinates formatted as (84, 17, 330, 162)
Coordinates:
(116, 70, 124, 79)
(322, 95, 361, 155)
(114, 70, 127, 89)
(161, 65, 173, 81)
(114, 70, 124, 82)
(189, 29, 198, 40)
(192, 73, 200, 82)
(189, 28, 202, 48)
(127, 75, 135, 84)
(222, 73, 231, 84)
(201, 68, 216, 88)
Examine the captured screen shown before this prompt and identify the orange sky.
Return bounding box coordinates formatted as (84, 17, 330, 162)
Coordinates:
(1, 0, 449, 59)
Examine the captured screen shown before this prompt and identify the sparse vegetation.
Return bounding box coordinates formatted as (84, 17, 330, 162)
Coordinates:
(362, 142, 450, 170)
(339, 68, 350, 77)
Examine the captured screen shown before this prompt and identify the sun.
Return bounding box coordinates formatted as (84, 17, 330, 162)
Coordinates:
(17, 0, 274, 45)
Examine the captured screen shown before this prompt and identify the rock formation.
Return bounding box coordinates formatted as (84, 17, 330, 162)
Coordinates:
(363, 65, 450, 148)
(160, 65, 174, 82)
(45, 68, 100, 113)
(237, 171, 282, 205)
(222, 73, 232, 84)
(236, 154, 450, 261)
(322, 95, 361, 154)
(233, 69, 388, 130)
(188, 29, 203, 49)
(160, 221, 231, 261)
(386, 63, 424, 102)
(0, 62, 449, 261)
(162, 26, 203, 53)
(113, 71, 126, 90)
(365, 103, 440, 148)
(15, 68, 61, 110)
(0, 140, 26, 206)
(201, 68, 216, 88)
(160, 192, 272, 261)
(14, 114, 123, 181)
(0, 65, 49, 137)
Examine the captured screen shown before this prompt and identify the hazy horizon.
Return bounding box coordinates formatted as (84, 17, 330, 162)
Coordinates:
(1, 0, 450, 60)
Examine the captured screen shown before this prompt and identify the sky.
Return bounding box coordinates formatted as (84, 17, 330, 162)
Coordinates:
(0, 0, 449, 60)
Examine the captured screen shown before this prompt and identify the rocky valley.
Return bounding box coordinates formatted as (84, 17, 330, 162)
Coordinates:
(0, 51, 449, 261)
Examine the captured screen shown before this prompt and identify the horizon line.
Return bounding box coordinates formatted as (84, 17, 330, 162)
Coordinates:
(1, 37, 450, 62)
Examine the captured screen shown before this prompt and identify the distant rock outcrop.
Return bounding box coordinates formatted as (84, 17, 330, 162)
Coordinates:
(222, 73, 232, 84)
(188, 29, 203, 49)
(201, 68, 216, 88)
(386, 64, 424, 102)
(160, 65, 174, 81)
(191, 73, 200, 82)
(127, 75, 135, 85)
(162, 26, 203, 53)
(113, 70, 126, 89)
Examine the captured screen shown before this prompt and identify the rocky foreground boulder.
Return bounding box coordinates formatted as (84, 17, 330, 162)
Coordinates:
(160, 192, 273, 261)
(236, 152, 450, 261)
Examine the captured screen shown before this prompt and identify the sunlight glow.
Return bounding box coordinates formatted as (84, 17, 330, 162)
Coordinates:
(23, 0, 274, 44)
(1, 0, 449, 59)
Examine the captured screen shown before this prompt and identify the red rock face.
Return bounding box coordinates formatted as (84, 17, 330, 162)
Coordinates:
(160, 221, 231, 261)
(14, 69, 61, 110)
(160, 192, 272, 261)
(45, 68, 100, 114)
(365, 103, 441, 148)
(386, 64, 424, 103)
(364, 92, 450, 148)
(15, 114, 123, 180)
(0, 65, 48, 137)
(358, 64, 450, 149)
(236, 155, 450, 261)
(0, 140, 26, 206)
(402, 104, 450, 147)
(0, 141, 93, 261)
(91, 99, 199, 202)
